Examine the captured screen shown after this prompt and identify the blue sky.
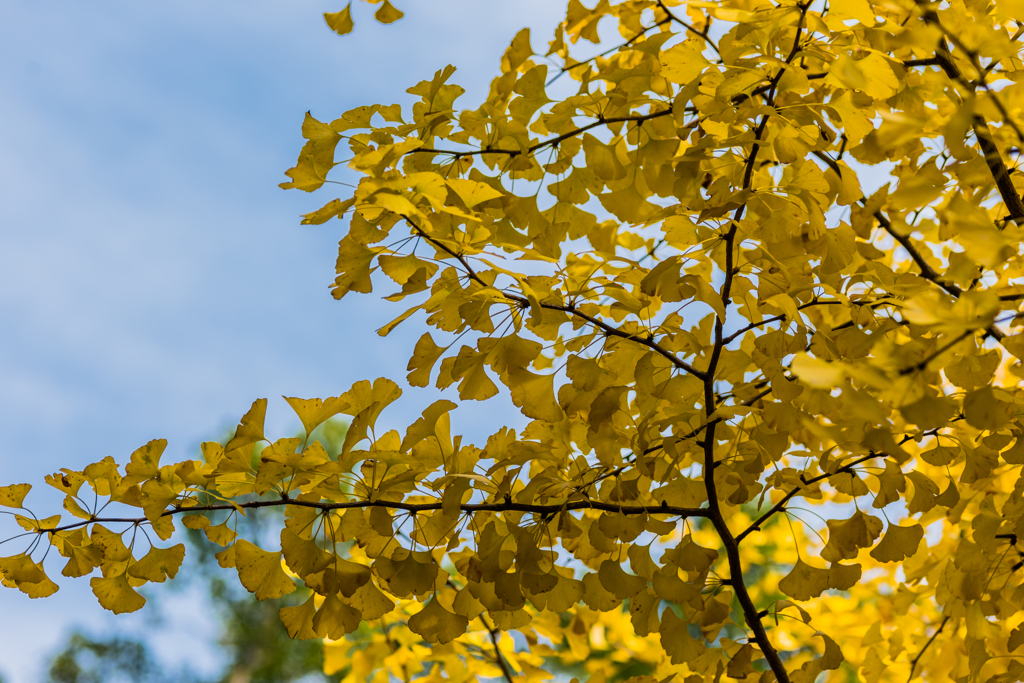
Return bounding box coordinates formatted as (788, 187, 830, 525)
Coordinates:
(0, 1, 564, 679)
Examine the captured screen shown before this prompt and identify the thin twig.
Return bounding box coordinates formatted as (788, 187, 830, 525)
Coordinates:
(547, 18, 671, 86)
(480, 614, 516, 683)
(401, 217, 708, 380)
(907, 616, 950, 682)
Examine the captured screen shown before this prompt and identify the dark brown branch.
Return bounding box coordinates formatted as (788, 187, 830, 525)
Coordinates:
(919, 17, 1024, 224)
(813, 150, 1009, 342)
(810, 149, 961, 296)
(655, 0, 721, 57)
(410, 107, 674, 160)
(721, 299, 847, 345)
(699, 9, 811, 683)
(417, 48, 940, 168)
(480, 615, 516, 683)
(403, 218, 708, 380)
(904, 57, 945, 68)
(39, 496, 711, 536)
(907, 616, 950, 682)
(898, 327, 977, 376)
(737, 421, 957, 543)
(868, 202, 963, 298)
(548, 18, 672, 86)
(736, 452, 883, 542)
(980, 82, 1024, 145)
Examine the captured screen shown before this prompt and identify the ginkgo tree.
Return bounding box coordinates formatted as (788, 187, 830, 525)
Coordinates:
(5, 0, 1024, 680)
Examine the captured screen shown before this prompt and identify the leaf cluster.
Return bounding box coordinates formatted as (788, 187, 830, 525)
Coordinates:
(7, 0, 1024, 681)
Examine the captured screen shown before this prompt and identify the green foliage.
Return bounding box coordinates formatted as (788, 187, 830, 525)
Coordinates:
(46, 634, 183, 683)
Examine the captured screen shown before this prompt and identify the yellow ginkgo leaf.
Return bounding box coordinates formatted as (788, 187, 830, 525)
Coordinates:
(234, 540, 297, 601)
(204, 520, 238, 547)
(828, 0, 876, 23)
(373, 0, 404, 24)
(407, 596, 469, 645)
(445, 179, 503, 209)
(963, 386, 1012, 431)
(821, 511, 883, 563)
(0, 483, 31, 508)
(659, 40, 709, 84)
(508, 368, 562, 422)
(280, 528, 333, 577)
(869, 523, 924, 563)
(91, 573, 145, 614)
(815, 632, 844, 670)
(659, 609, 705, 664)
(598, 559, 646, 600)
(61, 542, 103, 579)
(0, 554, 48, 586)
(283, 395, 349, 438)
(124, 439, 167, 482)
(312, 591, 361, 639)
(323, 5, 354, 36)
(279, 594, 319, 640)
(792, 353, 846, 389)
(778, 559, 831, 601)
(224, 399, 268, 453)
(346, 580, 395, 620)
(127, 544, 185, 583)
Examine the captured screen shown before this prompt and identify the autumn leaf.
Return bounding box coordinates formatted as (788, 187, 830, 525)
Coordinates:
(225, 399, 268, 453)
(127, 544, 185, 583)
(91, 574, 145, 614)
(407, 596, 468, 645)
(11, 3, 1024, 682)
(373, 0, 403, 24)
(0, 484, 31, 508)
(778, 559, 831, 601)
(234, 540, 297, 601)
(869, 523, 924, 563)
(124, 439, 167, 482)
(324, 5, 354, 36)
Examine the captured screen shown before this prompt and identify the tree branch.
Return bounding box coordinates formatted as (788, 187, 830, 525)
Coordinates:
(907, 616, 950, 682)
(736, 421, 957, 543)
(480, 615, 516, 683)
(409, 107, 675, 160)
(655, 0, 721, 57)
(812, 150, 1009, 342)
(403, 217, 708, 380)
(721, 299, 847, 345)
(547, 18, 672, 86)
(699, 9, 811, 683)
(898, 327, 977, 376)
(37, 496, 711, 536)
(736, 452, 883, 542)
(918, 12, 1024, 224)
